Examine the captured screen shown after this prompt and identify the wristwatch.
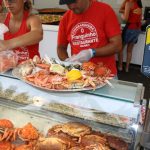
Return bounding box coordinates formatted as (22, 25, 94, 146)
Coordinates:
(91, 49, 96, 57)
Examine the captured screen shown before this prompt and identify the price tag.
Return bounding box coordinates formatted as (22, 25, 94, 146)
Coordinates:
(141, 25, 150, 76)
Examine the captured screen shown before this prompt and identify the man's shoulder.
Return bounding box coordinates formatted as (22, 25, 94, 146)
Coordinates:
(60, 9, 73, 22)
(63, 9, 72, 16)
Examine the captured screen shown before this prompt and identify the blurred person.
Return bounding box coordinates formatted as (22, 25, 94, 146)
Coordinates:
(118, 0, 142, 72)
(119, 0, 128, 13)
(0, 0, 3, 13)
(0, 0, 43, 63)
(57, 0, 122, 76)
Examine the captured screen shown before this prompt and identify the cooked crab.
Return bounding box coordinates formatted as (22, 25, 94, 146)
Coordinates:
(69, 146, 84, 150)
(19, 63, 34, 77)
(84, 143, 111, 150)
(32, 55, 41, 64)
(0, 119, 14, 129)
(107, 135, 128, 150)
(82, 62, 96, 72)
(80, 131, 112, 150)
(0, 119, 16, 142)
(81, 132, 108, 146)
(69, 132, 111, 150)
(48, 122, 92, 142)
(94, 66, 111, 77)
(18, 123, 39, 141)
(15, 144, 32, 150)
(0, 141, 15, 150)
(25, 70, 66, 89)
(0, 128, 19, 142)
(37, 135, 76, 150)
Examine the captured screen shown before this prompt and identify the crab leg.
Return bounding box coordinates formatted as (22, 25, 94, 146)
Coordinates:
(5, 130, 13, 141)
(105, 80, 114, 88)
(0, 128, 10, 141)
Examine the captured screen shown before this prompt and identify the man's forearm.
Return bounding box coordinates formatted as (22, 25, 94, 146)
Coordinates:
(94, 36, 122, 56)
(57, 46, 69, 61)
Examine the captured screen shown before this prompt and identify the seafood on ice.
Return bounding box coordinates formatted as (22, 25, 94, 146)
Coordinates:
(17, 55, 113, 90)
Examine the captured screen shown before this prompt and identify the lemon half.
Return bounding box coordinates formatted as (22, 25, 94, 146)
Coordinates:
(66, 69, 82, 81)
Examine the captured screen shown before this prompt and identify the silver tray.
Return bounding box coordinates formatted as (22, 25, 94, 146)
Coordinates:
(12, 67, 107, 92)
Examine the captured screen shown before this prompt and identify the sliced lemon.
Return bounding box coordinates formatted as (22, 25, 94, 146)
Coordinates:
(50, 64, 65, 75)
(66, 69, 82, 81)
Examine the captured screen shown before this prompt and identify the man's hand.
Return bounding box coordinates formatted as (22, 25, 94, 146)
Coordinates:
(66, 49, 93, 63)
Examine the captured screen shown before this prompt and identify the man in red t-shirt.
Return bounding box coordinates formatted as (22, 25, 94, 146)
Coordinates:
(57, 0, 122, 75)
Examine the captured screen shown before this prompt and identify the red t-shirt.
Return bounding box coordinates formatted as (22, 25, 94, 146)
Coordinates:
(4, 11, 40, 64)
(0, 0, 2, 5)
(128, 2, 142, 29)
(58, 1, 121, 75)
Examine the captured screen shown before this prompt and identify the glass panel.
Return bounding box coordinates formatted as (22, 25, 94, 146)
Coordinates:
(82, 79, 144, 103)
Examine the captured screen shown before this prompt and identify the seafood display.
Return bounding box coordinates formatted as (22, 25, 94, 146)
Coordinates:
(0, 119, 128, 150)
(0, 80, 134, 129)
(0, 119, 40, 150)
(0, 68, 143, 149)
(48, 122, 92, 142)
(12, 56, 113, 91)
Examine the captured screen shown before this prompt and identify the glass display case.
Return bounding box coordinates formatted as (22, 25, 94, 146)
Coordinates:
(0, 73, 145, 150)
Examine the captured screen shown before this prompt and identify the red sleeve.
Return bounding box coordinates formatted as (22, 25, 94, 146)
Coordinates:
(0, 0, 2, 5)
(57, 15, 69, 46)
(104, 5, 121, 38)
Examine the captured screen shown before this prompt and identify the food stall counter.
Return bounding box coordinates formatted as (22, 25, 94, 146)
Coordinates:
(0, 72, 145, 149)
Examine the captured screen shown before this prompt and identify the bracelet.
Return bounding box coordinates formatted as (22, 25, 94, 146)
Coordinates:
(91, 49, 96, 57)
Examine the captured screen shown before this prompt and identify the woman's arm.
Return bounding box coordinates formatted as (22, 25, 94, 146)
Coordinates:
(119, 0, 127, 13)
(121, 1, 132, 22)
(0, 15, 43, 51)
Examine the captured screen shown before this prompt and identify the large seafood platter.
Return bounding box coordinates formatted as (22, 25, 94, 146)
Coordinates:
(12, 56, 113, 91)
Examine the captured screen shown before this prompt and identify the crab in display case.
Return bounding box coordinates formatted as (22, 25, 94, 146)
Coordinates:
(48, 122, 92, 142)
(0, 141, 15, 150)
(46, 122, 128, 150)
(0, 118, 129, 150)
